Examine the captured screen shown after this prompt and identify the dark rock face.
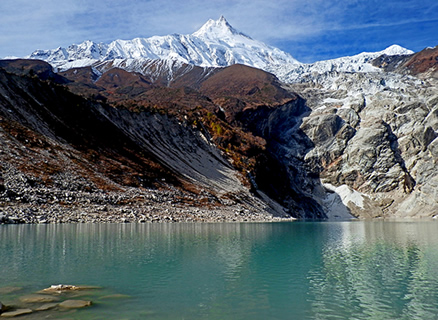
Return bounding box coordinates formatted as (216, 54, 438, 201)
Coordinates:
(235, 98, 326, 218)
(372, 46, 438, 79)
(371, 54, 413, 73)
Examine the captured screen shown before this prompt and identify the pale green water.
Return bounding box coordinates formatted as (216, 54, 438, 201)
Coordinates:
(1, 221, 438, 319)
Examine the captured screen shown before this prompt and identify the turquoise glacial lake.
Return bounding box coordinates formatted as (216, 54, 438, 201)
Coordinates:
(1, 221, 438, 319)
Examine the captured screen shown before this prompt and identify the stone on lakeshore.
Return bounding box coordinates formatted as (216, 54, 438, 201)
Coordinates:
(0, 309, 33, 317)
(19, 294, 60, 303)
(35, 303, 59, 311)
(59, 300, 92, 309)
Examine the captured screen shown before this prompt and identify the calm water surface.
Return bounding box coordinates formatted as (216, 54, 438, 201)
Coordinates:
(1, 221, 438, 319)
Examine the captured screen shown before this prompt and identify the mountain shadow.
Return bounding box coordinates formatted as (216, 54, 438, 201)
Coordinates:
(235, 96, 328, 219)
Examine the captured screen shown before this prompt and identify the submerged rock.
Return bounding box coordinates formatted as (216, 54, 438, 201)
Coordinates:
(0, 309, 32, 317)
(0, 287, 22, 295)
(35, 303, 58, 311)
(58, 300, 92, 309)
(19, 294, 60, 303)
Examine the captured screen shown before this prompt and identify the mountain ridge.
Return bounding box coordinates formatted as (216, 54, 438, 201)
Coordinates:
(23, 16, 414, 83)
(27, 16, 299, 76)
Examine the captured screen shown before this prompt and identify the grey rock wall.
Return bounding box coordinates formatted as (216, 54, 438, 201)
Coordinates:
(287, 71, 438, 218)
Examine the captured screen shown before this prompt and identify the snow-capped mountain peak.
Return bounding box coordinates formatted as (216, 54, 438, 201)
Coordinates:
(380, 44, 414, 56)
(25, 16, 300, 75)
(192, 15, 251, 40)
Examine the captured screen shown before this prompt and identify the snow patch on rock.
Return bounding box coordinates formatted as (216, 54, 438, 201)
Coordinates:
(322, 184, 366, 220)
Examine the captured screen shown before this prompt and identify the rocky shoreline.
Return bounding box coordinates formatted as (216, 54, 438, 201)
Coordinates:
(0, 155, 294, 224)
(0, 202, 294, 224)
(0, 183, 294, 224)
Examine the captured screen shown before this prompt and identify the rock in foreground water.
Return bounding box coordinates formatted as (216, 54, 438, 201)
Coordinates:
(42, 284, 80, 293)
(39, 284, 101, 294)
(0, 309, 33, 317)
(19, 294, 60, 303)
(35, 303, 59, 311)
(59, 300, 92, 309)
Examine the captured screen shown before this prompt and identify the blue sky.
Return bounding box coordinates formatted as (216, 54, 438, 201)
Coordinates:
(0, 0, 437, 63)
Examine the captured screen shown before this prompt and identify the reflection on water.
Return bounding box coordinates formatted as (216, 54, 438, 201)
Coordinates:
(1, 221, 438, 319)
(309, 222, 438, 320)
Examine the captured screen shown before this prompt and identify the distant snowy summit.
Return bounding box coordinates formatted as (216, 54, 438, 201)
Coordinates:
(281, 44, 414, 83)
(25, 16, 414, 83)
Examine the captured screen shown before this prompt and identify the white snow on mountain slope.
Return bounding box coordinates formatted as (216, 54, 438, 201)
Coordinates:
(26, 16, 299, 75)
(276, 45, 414, 83)
(24, 16, 414, 84)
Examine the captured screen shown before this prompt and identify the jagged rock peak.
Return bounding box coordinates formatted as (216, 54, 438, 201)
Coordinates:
(192, 15, 251, 39)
